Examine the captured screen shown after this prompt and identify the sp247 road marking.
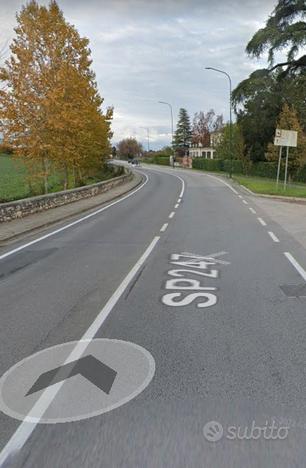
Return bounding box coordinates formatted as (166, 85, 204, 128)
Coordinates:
(161, 251, 230, 309)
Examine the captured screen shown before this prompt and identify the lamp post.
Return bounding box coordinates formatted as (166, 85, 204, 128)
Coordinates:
(205, 67, 233, 178)
(141, 127, 150, 152)
(158, 101, 175, 168)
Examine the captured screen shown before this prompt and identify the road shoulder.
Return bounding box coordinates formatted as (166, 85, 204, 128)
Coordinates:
(0, 171, 144, 246)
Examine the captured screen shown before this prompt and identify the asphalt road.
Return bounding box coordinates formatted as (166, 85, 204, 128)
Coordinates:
(1, 165, 306, 467)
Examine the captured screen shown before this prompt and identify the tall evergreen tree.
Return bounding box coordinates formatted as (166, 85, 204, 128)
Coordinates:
(174, 108, 192, 156)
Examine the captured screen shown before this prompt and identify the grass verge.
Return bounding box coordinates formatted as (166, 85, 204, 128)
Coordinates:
(233, 175, 306, 198)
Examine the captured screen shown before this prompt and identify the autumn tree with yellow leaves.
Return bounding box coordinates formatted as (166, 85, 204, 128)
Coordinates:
(0, 1, 112, 193)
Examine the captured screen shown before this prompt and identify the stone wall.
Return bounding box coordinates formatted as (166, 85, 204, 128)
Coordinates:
(0, 170, 133, 223)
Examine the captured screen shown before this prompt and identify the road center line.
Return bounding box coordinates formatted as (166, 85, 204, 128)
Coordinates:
(284, 252, 306, 282)
(160, 223, 168, 232)
(258, 217, 267, 227)
(0, 173, 150, 261)
(268, 231, 280, 243)
(242, 200, 248, 205)
(169, 212, 175, 219)
(249, 207, 257, 214)
(175, 204, 179, 209)
(238, 195, 243, 199)
(0, 235, 161, 466)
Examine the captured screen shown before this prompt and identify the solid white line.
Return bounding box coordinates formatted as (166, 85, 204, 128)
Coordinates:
(160, 223, 168, 232)
(249, 208, 257, 214)
(284, 252, 306, 282)
(175, 204, 179, 209)
(203, 174, 239, 195)
(268, 231, 280, 243)
(169, 211, 175, 219)
(0, 173, 149, 261)
(242, 200, 248, 205)
(0, 235, 161, 466)
(258, 217, 267, 227)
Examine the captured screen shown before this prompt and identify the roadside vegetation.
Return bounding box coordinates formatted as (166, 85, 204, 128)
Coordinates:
(0, 1, 113, 199)
(0, 153, 118, 203)
(233, 175, 306, 198)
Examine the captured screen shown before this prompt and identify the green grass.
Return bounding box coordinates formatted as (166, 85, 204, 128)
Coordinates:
(233, 175, 306, 198)
(0, 154, 118, 203)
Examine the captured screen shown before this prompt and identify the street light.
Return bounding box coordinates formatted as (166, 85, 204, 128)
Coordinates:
(158, 101, 175, 168)
(140, 127, 150, 152)
(205, 67, 233, 178)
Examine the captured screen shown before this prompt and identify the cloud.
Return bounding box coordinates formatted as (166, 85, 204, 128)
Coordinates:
(0, 0, 277, 148)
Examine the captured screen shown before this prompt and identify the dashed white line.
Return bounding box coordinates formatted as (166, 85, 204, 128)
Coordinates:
(175, 204, 179, 209)
(238, 195, 243, 199)
(160, 223, 168, 232)
(169, 212, 175, 219)
(258, 217, 267, 227)
(268, 231, 280, 243)
(249, 208, 257, 214)
(177, 198, 182, 203)
(284, 252, 306, 282)
(242, 200, 248, 205)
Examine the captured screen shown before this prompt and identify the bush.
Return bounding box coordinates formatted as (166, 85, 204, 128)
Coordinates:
(153, 156, 170, 166)
(295, 164, 306, 183)
(223, 159, 244, 174)
(192, 158, 223, 172)
(249, 162, 278, 179)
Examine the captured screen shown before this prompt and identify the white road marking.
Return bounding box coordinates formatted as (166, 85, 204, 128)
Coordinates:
(0, 235, 161, 466)
(175, 204, 179, 209)
(238, 195, 243, 199)
(204, 174, 239, 195)
(0, 170, 187, 463)
(258, 217, 267, 227)
(160, 223, 168, 232)
(169, 212, 175, 219)
(0, 173, 150, 261)
(242, 200, 248, 205)
(268, 231, 280, 243)
(284, 252, 306, 282)
(249, 208, 257, 214)
(177, 198, 182, 203)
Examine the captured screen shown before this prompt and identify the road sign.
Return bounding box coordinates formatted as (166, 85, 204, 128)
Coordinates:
(274, 129, 298, 148)
(0, 339, 155, 423)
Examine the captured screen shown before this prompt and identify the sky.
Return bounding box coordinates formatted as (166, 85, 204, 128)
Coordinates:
(0, 0, 277, 149)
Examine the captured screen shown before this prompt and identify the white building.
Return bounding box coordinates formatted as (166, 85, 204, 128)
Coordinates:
(189, 130, 223, 160)
(189, 143, 215, 159)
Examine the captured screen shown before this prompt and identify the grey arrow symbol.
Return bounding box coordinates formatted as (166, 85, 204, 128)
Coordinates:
(26, 355, 117, 396)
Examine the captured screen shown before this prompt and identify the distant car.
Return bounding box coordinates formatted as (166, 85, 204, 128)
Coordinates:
(131, 159, 140, 166)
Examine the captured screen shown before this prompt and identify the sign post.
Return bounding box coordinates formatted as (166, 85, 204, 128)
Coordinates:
(274, 129, 298, 189)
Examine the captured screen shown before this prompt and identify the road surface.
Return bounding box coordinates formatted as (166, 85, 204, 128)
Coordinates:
(1, 165, 306, 467)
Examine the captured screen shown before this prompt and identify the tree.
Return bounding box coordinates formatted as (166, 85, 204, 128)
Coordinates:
(117, 138, 143, 160)
(266, 103, 306, 177)
(174, 108, 192, 156)
(246, 0, 306, 76)
(216, 123, 245, 161)
(0, 1, 112, 193)
(192, 110, 223, 146)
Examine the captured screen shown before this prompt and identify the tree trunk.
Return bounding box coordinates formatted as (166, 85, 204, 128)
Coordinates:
(63, 164, 69, 190)
(42, 157, 48, 194)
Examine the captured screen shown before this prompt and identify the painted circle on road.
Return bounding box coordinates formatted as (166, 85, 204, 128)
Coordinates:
(0, 339, 155, 424)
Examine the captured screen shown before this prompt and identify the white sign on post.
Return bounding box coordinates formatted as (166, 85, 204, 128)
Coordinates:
(274, 129, 298, 189)
(274, 129, 298, 148)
